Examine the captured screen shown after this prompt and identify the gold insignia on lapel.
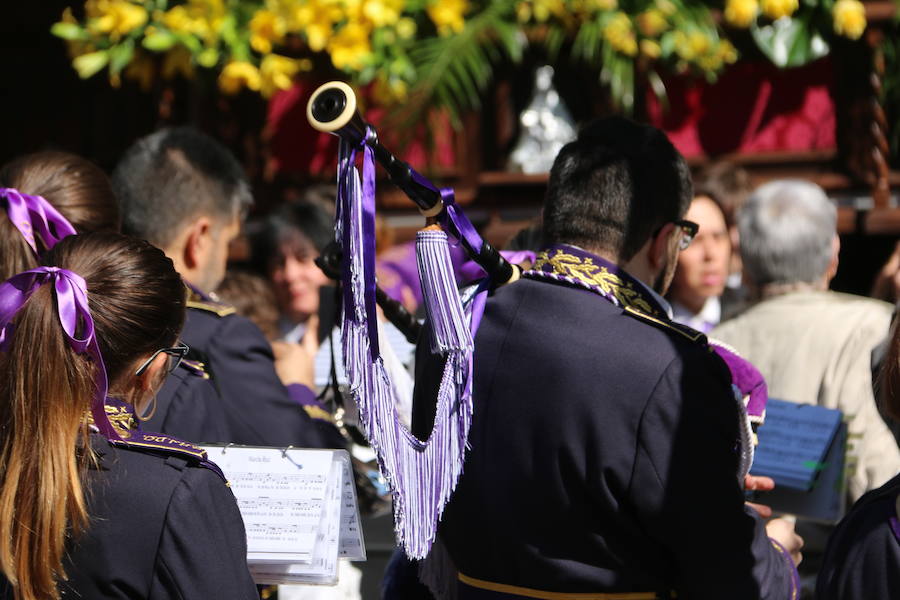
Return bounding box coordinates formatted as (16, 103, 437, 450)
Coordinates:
(533, 249, 658, 316)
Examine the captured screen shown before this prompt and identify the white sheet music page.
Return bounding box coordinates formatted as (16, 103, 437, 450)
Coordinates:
(202, 445, 334, 561)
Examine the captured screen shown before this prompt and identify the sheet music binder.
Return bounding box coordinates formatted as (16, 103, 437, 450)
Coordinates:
(201, 444, 366, 585)
(749, 399, 847, 523)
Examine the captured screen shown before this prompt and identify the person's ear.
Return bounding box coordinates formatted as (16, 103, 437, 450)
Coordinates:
(825, 234, 840, 284)
(136, 353, 168, 392)
(183, 217, 212, 270)
(649, 223, 676, 270)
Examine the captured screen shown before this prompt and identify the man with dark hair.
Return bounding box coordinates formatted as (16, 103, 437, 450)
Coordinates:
(413, 117, 802, 599)
(113, 127, 340, 448)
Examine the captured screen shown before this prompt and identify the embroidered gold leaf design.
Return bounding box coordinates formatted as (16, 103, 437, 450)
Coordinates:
(533, 249, 658, 315)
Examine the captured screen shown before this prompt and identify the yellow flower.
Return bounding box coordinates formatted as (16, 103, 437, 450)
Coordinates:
(327, 21, 373, 70)
(673, 30, 712, 61)
(160, 0, 226, 44)
(655, 0, 676, 16)
(293, 3, 337, 52)
(260, 54, 300, 97)
(724, 0, 759, 28)
(760, 0, 798, 20)
(833, 0, 866, 40)
(162, 45, 194, 80)
(636, 9, 667, 37)
(249, 9, 286, 54)
(593, 0, 618, 10)
(717, 39, 739, 63)
(219, 61, 261, 95)
(640, 39, 661, 59)
(86, 0, 148, 40)
(362, 0, 404, 27)
(396, 17, 417, 39)
(428, 0, 469, 36)
(603, 13, 637, 56)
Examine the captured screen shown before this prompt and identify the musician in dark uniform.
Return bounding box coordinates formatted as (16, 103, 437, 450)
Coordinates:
(113, 127, 342, 448)
(413, 118, 803, 599)
(816, 318, 900, 599)
(0, 232, 257, 599)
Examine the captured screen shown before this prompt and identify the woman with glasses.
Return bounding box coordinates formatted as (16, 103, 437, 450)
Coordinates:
(0, 232, 257, 600)
(667, 190, 732, 333)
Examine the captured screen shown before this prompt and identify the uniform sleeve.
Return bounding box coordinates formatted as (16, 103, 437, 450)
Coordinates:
(629, 349, 798, 600)
(150, 371, 231, 445)
(205, 314, 343, 449)
(149, 466, 258, 600)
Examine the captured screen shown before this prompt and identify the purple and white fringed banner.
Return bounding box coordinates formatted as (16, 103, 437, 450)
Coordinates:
(337, 136, 487, 558)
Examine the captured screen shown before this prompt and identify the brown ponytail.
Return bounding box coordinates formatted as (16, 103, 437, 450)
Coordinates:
(0, 232, 185, 600)
(0, 151, 120, 283)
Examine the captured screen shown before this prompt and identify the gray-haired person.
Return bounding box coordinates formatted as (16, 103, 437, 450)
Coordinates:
(713, 179, 900, 586)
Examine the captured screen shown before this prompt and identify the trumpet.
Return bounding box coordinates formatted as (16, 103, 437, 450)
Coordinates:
(307, 81, 518, 286)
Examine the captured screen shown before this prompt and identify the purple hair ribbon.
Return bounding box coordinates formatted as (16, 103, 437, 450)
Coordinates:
(0, 188, 77, 255)
(0, 267, 121, 441)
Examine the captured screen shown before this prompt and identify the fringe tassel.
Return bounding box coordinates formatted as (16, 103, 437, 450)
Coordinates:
(339, 163, 484, 559)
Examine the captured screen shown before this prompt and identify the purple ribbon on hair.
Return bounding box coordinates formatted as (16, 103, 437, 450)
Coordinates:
(337, 129, 380, 359)
(0, 267, 120, 440)
(0, 188, 76, 254)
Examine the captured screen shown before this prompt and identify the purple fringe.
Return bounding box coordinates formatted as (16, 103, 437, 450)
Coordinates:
(339, 162, 484, 558)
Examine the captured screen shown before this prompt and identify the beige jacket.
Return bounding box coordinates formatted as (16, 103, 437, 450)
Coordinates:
(712, 290, 899, 501)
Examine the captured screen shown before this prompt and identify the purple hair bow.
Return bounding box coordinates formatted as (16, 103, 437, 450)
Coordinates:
(1, 188, 77, 254)
(0, 267, 120, 440)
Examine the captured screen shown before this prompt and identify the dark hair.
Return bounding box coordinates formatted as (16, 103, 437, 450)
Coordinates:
(112, 127, 253, 247)
(543, 117, 692, 261)
(216, 270, 280, 340)
(251, 198, 333, 275)
(693, 160, 752, 226)
(0, 151, 120, 282)
(879, 321, 900, 423)
(0, 232, 185, 600)
(692, 186, 731, 228)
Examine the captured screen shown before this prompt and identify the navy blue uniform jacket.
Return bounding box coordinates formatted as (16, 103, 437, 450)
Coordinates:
(816, 472, 900, 599)
(413, 276, 796, 599)
(1, 435, 258, 599)
(152, 289, 343, 449)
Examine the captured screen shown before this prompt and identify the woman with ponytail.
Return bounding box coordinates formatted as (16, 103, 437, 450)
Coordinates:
(0, 232, 257, 600)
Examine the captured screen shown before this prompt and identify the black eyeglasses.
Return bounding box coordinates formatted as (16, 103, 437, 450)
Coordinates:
(673, 219, 699, 251)
(134, 341, 190, 377)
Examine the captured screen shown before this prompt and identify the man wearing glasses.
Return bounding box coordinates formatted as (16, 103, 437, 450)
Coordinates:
(412, 117, 802, 599)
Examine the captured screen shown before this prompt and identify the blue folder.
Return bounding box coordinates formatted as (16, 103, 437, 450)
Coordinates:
(749, 398, 846, 523)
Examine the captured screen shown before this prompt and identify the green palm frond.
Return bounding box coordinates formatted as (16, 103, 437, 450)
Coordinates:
(390, 1, 522, 134)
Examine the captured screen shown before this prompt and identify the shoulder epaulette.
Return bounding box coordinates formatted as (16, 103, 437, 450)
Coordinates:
(109, 432, 226, 482)
(185, 286, 237, 318)
(623, 306, 707, 344)
(179, 358, 210, 379)
(186, 298, 237, 317)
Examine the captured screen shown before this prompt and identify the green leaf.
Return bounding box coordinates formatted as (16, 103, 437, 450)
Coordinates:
(751, 13, 829, 68)
(143, 30, 177, 52)
(50, 22, 88, 41)
(109, 41, 135, 75)
(73, 51, 110, 79)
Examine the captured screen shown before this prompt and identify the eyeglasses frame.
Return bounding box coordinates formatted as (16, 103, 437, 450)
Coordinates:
(134, 341, 190, 377)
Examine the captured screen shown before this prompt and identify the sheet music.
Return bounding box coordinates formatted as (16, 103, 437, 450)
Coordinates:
(201, 445, 366, 585)
(202, 446, 333, 557)
(751, 399, 843, 491)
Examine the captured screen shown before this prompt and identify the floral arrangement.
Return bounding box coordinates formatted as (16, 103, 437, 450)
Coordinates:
(52, 0, 871, 117)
